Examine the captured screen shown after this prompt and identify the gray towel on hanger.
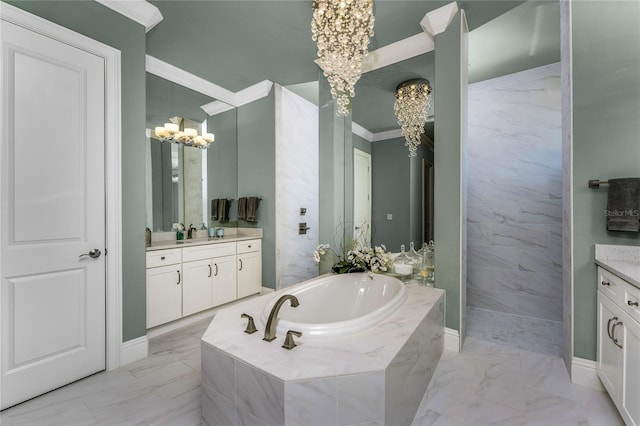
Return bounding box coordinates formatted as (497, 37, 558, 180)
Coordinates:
(607, 178, 640, 232)
(218, 199, 232, 222)
(247, 197, 261, 223)
(237, 197, 247, 221)
(211, 199, 219, 221)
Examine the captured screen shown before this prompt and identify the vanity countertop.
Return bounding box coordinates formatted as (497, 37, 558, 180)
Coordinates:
(595, 244, 640, 288)
(146, 228, 263, 252)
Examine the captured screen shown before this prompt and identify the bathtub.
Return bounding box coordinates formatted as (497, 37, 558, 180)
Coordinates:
(259, 272, 407, 338)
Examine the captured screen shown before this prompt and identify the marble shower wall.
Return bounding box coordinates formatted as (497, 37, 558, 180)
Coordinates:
(467, 63, 563, 325)
(275, 86, 319, 289)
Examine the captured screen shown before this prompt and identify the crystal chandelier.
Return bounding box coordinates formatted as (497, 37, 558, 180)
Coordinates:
(394, 79, 432, 157)
(154, 117, 214, 149)
(311, 0, 375, 116)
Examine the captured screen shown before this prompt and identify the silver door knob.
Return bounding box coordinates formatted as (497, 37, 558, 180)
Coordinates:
(79, 249, 101, 259)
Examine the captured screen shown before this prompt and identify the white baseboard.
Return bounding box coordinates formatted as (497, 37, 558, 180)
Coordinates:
(120, 335, 149, 366)
(571, 357, 604, 391)
(444, 327, 460, 352)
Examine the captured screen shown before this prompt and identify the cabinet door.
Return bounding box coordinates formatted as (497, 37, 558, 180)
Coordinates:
(182, 259, 214, 316)
(237, 251, 262, 299)
(597, 291, 622, 400)
(146, 265, 182, 328)
(212, 254, 237, 307)
(620, 311, 640, 426)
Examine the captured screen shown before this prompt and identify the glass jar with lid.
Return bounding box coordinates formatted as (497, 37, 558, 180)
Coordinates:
(393, 244, 413, 281)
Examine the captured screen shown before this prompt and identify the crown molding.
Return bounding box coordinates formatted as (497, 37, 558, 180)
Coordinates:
(352, 122, 403, 143)
(352, 122, 374, 142)
(200, 100, 236, 116)
(95, 0, 163, 32)
(234, 80, 274, 107)
(363, 33, 434, 74)
(421, 1, 459, 37)
(372, 128, 403, 142)
(145, 55, 236, 105)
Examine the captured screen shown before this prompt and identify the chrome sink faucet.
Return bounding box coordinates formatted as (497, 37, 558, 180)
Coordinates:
(263, 295, 299, 342)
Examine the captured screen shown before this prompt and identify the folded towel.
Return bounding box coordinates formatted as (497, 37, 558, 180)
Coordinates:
(237, 197, 247, 221)
(211, 199, 219, 221)
(607, 178, 640, 232)
(247, 197, 261, 223)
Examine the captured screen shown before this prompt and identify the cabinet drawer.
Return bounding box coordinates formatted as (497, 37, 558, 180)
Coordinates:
(146, 248, 182, 268)
(599, 267, 626, 304)
(183, 242, 236, 262)
(237, 239, 261, 254)
(623, 283, 640, 324)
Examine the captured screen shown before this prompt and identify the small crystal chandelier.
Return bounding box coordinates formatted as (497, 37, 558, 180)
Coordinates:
(394, 79, 432, 157)
(154, 117, 214, 149)
(311, 0, 375, 116)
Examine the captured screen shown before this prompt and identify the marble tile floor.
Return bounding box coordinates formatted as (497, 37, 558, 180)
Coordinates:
(466, 306, 563, 357)
(1, 318, 623, 426)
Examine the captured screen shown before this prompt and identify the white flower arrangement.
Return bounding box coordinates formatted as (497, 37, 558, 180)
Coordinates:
(314, 241, 393, 274)
(346, 245, 393, 273)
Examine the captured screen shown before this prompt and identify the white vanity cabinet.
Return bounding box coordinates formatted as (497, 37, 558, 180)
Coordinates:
(182, 242, 236, 316)
(146, 238, 262, 329)
(597, 266, 640, 426)
(146, 249, 183, 328)
(237, 239, 262, 299)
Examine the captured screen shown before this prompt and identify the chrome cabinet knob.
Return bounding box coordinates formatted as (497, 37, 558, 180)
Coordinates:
(79, 249, 101, 259)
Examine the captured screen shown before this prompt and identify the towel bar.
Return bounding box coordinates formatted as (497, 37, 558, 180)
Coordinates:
(589, 179, 609, 188)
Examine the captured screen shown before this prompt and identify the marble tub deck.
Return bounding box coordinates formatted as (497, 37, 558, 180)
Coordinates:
(201, 280, 445, 426)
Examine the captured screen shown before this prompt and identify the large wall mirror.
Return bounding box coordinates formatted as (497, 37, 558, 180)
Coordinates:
(145, 70, 238, 232)
(346, 52, 435, 251)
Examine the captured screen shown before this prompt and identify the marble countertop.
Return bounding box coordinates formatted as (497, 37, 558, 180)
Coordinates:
(201, 279, 445, 382)
(595, 244, 640, 288)
(146, 235, 260, 251)
(146, 227, 262, 251)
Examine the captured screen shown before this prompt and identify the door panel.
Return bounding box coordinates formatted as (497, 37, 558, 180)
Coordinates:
(1, 20, 106, 409)
(353, 149, 371, 246)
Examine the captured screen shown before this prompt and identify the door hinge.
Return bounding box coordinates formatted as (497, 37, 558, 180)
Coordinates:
(104, 248, 108, 256)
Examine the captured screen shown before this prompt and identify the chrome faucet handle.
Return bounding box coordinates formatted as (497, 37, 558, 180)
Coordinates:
(282, 330, 302, 350)
(241, 313, 258, 334)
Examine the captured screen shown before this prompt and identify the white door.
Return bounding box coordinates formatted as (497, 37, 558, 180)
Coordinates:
(353, 149, 371, 247)
(1, 20, 106, 409)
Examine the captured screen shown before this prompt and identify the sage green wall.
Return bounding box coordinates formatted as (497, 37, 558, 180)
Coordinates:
(237, 92, 277, 289)
(208, 109, 238, 222)
(370, 138, 426, 252)
(6, 0, 148, 342)
(434, 11, 465, 332)
(572, 1, 640, 360)
(352, 134, 371, 155)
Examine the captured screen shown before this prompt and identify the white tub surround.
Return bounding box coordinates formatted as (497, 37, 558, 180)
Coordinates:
(201, 278, 444, 426)
(147, 227, 263, 251)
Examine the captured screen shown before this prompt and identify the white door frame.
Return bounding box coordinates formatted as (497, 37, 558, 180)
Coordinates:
(0, 3, 123, 371)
